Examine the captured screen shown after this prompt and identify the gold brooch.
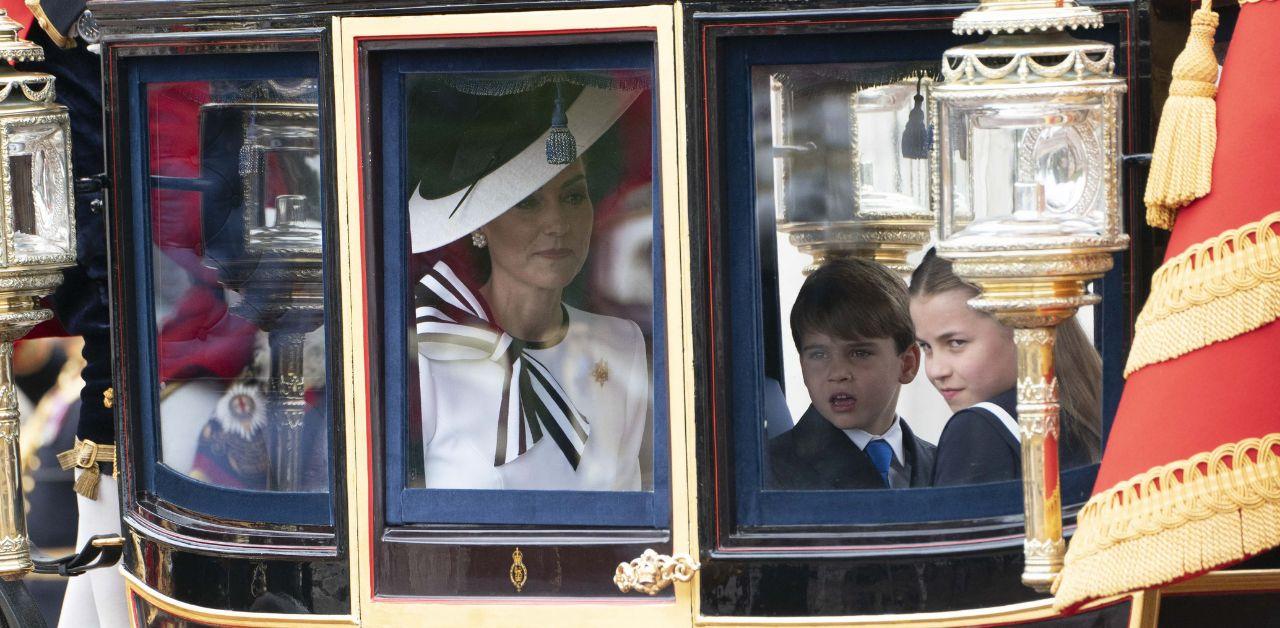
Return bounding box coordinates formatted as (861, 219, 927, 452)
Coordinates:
(591, 359, 610, 386)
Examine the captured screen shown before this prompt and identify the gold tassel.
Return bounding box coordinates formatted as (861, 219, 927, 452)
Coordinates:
(72, 465, 101, 500)
(57, 438, 115, 500)
(1143, 0, 1220, 230)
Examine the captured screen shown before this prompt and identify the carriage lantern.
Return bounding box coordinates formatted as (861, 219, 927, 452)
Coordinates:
(932, 0, 1129, 591)
(0, 10, 77, 579)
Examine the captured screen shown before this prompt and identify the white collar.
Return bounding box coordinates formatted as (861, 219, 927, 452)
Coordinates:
(843, 416, 905, 466)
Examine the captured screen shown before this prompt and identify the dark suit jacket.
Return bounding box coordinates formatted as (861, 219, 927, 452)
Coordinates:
(932, 388, 1095, 486)
(767, 406, 937, 490)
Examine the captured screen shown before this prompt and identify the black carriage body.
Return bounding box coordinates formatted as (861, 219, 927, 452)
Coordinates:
(85, 0, 1280, 625)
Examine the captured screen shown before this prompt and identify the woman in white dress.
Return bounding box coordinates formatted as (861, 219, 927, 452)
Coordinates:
(408, 76, 650, 491)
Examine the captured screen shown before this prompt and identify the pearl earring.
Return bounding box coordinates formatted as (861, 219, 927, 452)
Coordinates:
(471, 231, 487, 248)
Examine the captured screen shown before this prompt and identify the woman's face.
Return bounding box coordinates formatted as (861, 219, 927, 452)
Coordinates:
(910, 288, 1018, 412)
(481, 162, 593, 292)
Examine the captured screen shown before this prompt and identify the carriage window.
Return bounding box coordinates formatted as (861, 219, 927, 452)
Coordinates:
(713, 37, 1120, 529)
(380, 43, 669, 527)
(126, 52, 333, 526)
(756, 63, 1105, 493)
(148, 79, 327, 494)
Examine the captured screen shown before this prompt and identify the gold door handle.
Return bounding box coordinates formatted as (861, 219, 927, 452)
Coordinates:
(613, 549, 700, 595)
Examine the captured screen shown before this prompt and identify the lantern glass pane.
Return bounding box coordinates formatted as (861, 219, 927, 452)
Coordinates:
(852, 83, 931, 216)
(766, 65, 932, 224)
(943, 96, 1109, 237)
(7, 122, 71, 262)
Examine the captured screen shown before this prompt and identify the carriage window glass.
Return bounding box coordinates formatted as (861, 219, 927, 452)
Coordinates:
(753, 62, 1104, 492)
(381, 43, 667, 527)
(147, 78, 329, 493)
(407, 70, 654, 493)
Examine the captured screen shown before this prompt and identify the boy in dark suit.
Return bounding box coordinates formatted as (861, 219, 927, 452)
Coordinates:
(767, 259, 935, 489)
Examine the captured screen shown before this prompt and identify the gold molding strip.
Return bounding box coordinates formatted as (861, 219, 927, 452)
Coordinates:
(1162, 568, 1280, 595)
(122, 570, 358, 627)
(1127, 589, 1160, 628)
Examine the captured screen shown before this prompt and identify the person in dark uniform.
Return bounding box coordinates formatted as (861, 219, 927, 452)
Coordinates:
(16, 0, 128, 624)
(768, 259, 936, 490)
(909, 249, 1102, 486)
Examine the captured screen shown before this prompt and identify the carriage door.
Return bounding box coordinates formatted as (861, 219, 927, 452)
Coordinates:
(334, 6, 697, 625)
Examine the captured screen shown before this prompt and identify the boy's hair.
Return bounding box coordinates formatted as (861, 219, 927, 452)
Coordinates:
(791, 258, 915, 354)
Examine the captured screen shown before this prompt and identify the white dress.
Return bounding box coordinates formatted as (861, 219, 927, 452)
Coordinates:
(418, 304, 649, 491)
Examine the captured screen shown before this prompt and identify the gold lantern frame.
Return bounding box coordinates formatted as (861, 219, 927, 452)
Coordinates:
(931, 0, 1129, 591)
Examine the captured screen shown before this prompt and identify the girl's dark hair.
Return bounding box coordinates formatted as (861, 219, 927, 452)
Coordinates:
(791, 258, 915, 354)
(909, 249, 1102, 462)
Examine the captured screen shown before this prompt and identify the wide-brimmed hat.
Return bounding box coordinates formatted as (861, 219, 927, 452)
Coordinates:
(407, 72, 644, 253)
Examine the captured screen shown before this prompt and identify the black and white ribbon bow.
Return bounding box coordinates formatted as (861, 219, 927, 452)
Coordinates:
(415, 260, 590, 468)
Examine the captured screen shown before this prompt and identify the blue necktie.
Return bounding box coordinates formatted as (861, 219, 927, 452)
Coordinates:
(865, 439, 893, 488)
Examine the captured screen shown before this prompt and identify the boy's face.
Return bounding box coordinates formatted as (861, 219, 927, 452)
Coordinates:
(798, 332, 920, 434)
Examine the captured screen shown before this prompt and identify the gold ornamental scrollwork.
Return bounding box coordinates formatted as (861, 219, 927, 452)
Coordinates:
(614, 549, 700, 595)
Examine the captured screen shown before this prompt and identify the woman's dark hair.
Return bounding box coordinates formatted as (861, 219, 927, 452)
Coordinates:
(909, 249, 1102, 462)
(791, 258, 916, 354)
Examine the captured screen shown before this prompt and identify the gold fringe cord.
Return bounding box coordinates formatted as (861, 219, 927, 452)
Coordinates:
(1053, 433, 1280, 610)
(1125, 210, 1280, 376)
(57, 438, 115, 500)
(1143, 0, 1219, 230)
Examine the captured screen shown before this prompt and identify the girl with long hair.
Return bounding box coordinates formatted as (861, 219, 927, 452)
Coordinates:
(908, 249, 1102, 486)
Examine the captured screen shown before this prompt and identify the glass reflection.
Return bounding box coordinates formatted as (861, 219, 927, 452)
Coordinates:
(7, 122, 71, 261)
(148, 79, 328, 493)
(752, 63, 1104, 490)
(769, 66, 932, 225)
(405, 70, 655, 492)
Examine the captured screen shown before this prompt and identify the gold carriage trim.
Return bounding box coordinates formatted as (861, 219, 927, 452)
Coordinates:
(1052, 433, 1280, 609)
(1124, 210, 1280, 376)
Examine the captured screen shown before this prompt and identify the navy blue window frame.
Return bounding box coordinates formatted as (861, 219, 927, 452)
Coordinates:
(379, 42, 673, 528)
(720, 27, 1128, 527)
(124, 53, 333, 526)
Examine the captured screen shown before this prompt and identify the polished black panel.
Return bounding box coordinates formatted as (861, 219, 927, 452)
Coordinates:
(1158, 592, 1280, 628)
(125, 530, 350, 615)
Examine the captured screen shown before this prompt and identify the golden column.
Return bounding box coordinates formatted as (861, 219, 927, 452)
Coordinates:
(932, 0, 1129, 590)
(0, 10, 78, 578)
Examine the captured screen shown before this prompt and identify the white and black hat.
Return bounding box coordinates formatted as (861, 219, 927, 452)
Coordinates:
(407, 72, 645, 253)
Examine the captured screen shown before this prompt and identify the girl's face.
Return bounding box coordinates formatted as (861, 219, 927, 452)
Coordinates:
(481, 161, 593, 292)
(910, 288, 1017, 412)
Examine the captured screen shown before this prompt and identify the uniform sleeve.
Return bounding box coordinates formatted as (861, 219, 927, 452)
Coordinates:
(616, 320, 648, 491)
(932, 410, 1020, 487)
